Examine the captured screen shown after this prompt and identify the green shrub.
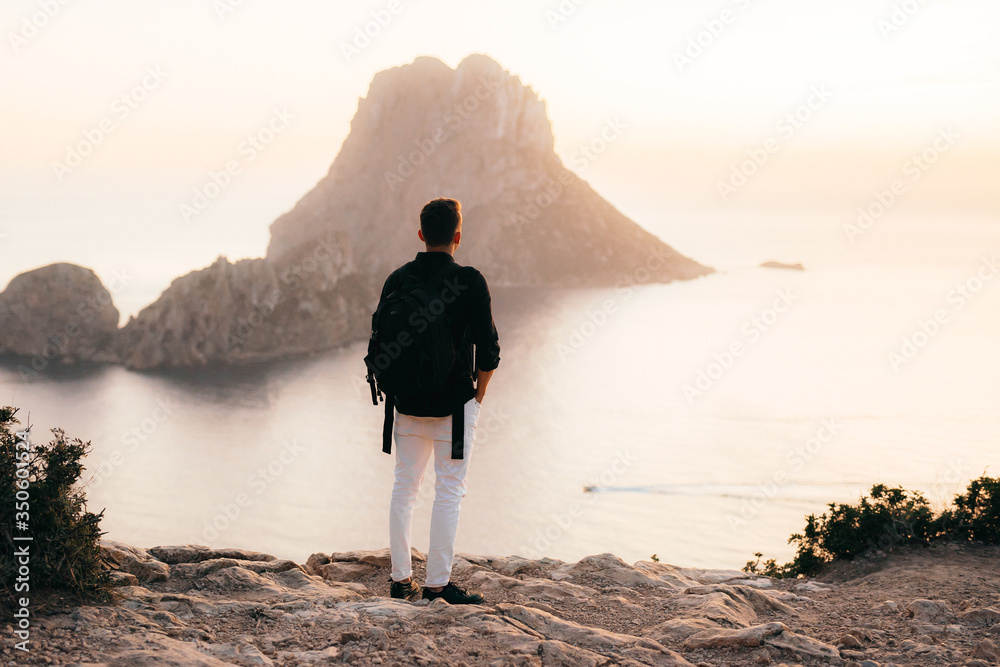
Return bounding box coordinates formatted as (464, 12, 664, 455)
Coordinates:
(1, 406, 114, 612)
(947, 475, 1000, 543)
(745, 482, 968, 579)
(743, 552, 788, 578)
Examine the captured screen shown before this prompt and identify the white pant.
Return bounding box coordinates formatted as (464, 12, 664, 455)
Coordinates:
(389, 397, 482, 587)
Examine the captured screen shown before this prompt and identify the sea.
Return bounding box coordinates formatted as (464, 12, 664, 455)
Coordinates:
(2, 207, 997, 570)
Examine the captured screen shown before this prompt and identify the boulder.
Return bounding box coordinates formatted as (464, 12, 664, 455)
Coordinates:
(107, 634, 234, 666)
(972, 638, 1000, 661)
(171, 557, 303, 579)
(874, 600, 898, 615)
(314, 561, 376, 582)
(306, 547, 424, 572)
(643, 617, 720, 643)
(565, 553, 694, 589)
(962, 608, 1000, 627)
(466, 570, 596, 601)
(100, 540, 170, 583)
(682, 622, 788, 649)
(764, 631, 841, 662)
(0, 262, 120, 364)
(906, 599, 955, 623)
(148, 545, 276, 564)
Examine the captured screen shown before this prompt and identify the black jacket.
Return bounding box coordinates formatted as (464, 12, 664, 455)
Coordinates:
(376, 251, 500, 421)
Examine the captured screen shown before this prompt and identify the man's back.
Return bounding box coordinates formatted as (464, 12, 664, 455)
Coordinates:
(379, 251, 500, 418)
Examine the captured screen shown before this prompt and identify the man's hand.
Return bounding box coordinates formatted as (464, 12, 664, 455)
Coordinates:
(474, 369, 494, 404)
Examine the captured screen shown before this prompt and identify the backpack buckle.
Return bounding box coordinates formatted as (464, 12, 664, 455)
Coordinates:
(366, 371, 381, 406)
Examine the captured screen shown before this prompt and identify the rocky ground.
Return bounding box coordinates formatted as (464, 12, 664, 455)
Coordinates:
(4, 541, 999, 667)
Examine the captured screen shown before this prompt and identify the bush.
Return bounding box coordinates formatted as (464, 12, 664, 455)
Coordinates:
(946, 475, 1000, 544)
(745, 478, 999, 579)
(1, 406, 114, 612)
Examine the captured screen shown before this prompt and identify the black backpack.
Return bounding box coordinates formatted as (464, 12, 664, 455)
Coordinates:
(365, 263, 466, 456)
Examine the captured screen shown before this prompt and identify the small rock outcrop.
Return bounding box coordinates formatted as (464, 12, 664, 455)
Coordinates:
(0, 263, 119, 364)
(760, 261, 805, 271)
(118, 244, 373, 370)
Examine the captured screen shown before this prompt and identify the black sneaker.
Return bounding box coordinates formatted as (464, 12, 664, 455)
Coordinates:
(389, 578, 421, 601)
(422, 582, 485, 605)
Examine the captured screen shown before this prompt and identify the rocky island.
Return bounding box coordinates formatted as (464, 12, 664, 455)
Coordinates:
(0, 263, 119, 366)
(9, 541, 1000, 666)
(760, 262, 805, 272)
(0, 55, 711, 372)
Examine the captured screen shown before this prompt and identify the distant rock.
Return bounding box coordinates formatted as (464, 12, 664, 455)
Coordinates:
(268, 55, 711, 289)
(0, 262, 119, 365)
(118, 247, 372, 370)
(760, 261, 804, 271)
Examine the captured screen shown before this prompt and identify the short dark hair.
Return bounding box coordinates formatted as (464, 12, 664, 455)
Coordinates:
(420, 198, 462, 247)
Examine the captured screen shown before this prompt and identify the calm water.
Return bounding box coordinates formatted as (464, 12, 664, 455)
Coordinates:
(3, 249, 998, 569)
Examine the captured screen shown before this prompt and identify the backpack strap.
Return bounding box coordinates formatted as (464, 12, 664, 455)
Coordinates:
(382, 394, 394, 455)
(451, 404, 465, 460)
(450, 322, 472, 460)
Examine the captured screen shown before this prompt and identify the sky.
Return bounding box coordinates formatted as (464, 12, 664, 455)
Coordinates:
(1, 0, 999, 317)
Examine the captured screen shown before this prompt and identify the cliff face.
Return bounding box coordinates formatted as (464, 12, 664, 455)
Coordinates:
(267, 54, 711, 287)
(118, 235, 372, 370)
(0, 263, 119, 364)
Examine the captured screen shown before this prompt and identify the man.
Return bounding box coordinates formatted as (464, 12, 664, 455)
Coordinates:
(372, 198, 500, 604)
